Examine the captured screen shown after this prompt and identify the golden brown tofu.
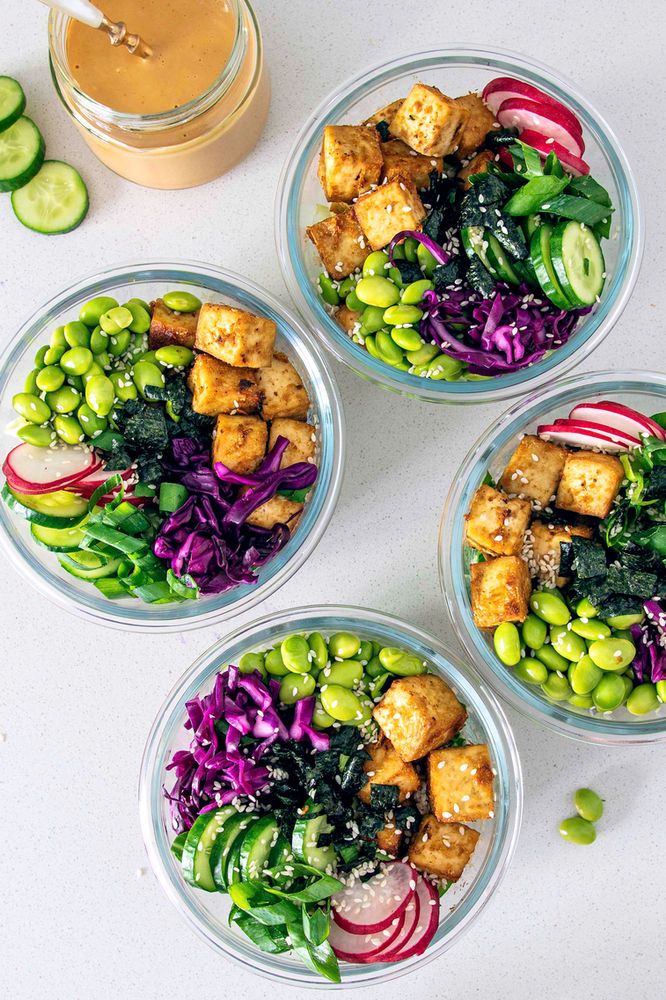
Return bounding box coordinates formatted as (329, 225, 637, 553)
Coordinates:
(245, 494, 303, 530)
(376, 822, 402, 857)
(528, 520, 594, 587)
(269, 418, 316, 468)
(188, 353, 261, 417)
(470, 555, 532, 629)
(195, 304, 276, 369)
(353, 176, 426, 251)
(148, 298, 198, 350)
(335, 303, 362, 334)
(464, 484, 532, 556)
(499, 434, 567, 508)
(428, 744, 495, 823)
(319, 125, 384, 202)
(357, 736, 421, 805)
(458, 149, 494, 190)
(257, 352, 310, 421)
(381, 139, 442, 190)
(454, 92, 497, 158)
(211, 414, 267, 475)
(373, 675, 467, 762)
(306, 211, 370, 278)
(556, 450, 624, 520)
(389, 83, 464, 157)
(362, 99, 406, 129)
(408, 814, 480, 882)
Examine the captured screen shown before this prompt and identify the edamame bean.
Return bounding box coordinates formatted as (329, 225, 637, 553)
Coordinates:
(320, 684, 363, 722)
(387, 266, 404, 288)
(85, 376, 114, 417)
(514, 657, 548, 685)
(136, 350, 159, 365)
(312, 699, 335, 729)
(308, 632, 329, 671)
(493, 622, 521, 666)
(89, 327, 109, 355)
(606, 612, 645, 630)
(108, 330, 132, 358)
(126, 296, 151, 313)
(362, 251, 389, 277)
(530, 590, 571, 625)
(34, 345, 49, 369)
(370, 672, 391, 700)
(280, 673, 316, 704)
(63, 321, 90, 348)
(281, 634, 311, 673)
(403, 237, 419, 262)
(406, 343, 439, 366)
(238, 651, 266, 677)
(358, 640, 373, 663)
(390, 326, 423, 352)
(378, 647, 404, 671)
(364, 334, 381, 359)
(570, 618, 611, 641)
(365, 656, 384, 678)
(568, 655, 603, 695)
(521, 614, 547, 651)
(657, 680, 666, 703)
(100, 306, 133, 335)
(574, 788, 604, 822)
(132, 360, 165, 399)
(53, 414, 84, 445)
(35, 365, 65, 393)
(163, 290, 201, 313)
(44, 345, 65, 365)
(592, 673, 625, 712)
(60, 346, 93, 377)
(381, 651, 426, 676)
(79, 296, 119, 327)
(318, 273, 339, 306)
(588, 637, 636, 672)
(17, 423, 55, 446)
(550, 626, 587, 663)
(620, 675, 634, 703)
(535, 644, 569, 673)
(46, 386, 81, 414)
(401, 279, 433, 305)
(329, 632, 361, 660)
(107, 371, 137, 403)
(568, 693, 594, 709)
(541, 673, 572, 701)
(360, 305, 386, 333)
(82, 362, 105, 386)
(67, 375, 84, 392)
(417, 242, 437, 277)
(155, 345, 195, 367)
(559, 816, 596, 845)
(384, 304, 424, 327)
(626, 683, 659, 716)
(265, 647, 289, 676)
(24, 369, 40, 393)
(320, 660, 364, 688)
(124, 300, 151, 334)
(348, 698, 374, 727)
(338, 276, 357, 298)
(355, 276, 400, 309)
(375, 330, 404, 365)
(418, 355, 464, 381)
(346, 289, 363, 312)
(575, 597, 599, 618)
(77, 403, 107, 437)
(12, 392, 51, 424)
(50, 326, 67, 348)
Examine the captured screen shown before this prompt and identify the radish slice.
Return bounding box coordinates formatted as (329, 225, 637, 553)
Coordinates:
(370, 885, 421, 962)
(73, 467, 135, 498)
(496, 98, 584, 157)
(3, 443, 100, 495)
(329, 911, 405, 963)
(482, 76, 572, 116)
(332, 862, 416, 935)
(385, 877, 440, 961)
(518, 130, 590, 176)
(537, 420, 638, 452)
(569, 401, 666, 443)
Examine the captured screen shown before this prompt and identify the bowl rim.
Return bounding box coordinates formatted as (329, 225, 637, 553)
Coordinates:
(275, 44, 644, 404)
(439, 368, 666, 744)
(0, 260, 346, 632)
(138, 603, 523, 987)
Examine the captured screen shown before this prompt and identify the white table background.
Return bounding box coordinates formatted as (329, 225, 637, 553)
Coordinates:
(1, 2, 665, 998)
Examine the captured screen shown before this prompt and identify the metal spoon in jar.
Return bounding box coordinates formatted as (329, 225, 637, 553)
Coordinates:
(38, 0, 152, 58)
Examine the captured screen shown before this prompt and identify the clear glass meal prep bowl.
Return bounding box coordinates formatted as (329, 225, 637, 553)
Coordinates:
(439, 370, 666, 745)
(276, 47, 643, 404)
(139, 605, 522, 987)
(0, 262, 344, 632)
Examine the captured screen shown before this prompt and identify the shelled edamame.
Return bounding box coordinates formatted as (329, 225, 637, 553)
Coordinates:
(559, 787, 604, 845)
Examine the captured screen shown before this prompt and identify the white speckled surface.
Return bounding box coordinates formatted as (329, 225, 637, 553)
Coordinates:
(1, 2, 665, 998)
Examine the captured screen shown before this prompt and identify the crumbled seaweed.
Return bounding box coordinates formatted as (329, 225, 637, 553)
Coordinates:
(355, 809, 385, 840)
(486, 210, 528, 260)
(369, 784, 400, 812)
(165, 377, 190, 416)
(466, 255, 496, 297)
(422, 170, 458, 216)
(329, 726, 364, 754)
(596, 593, 646, 619)
(469, 172, 511, 206)
(605, 566, 659, 599)
(136, 455, 163, 487)
(340, 755, 368, 796)
(393, 258, 423, 285)
(559, 540, 574, 578)
(432, 257, 465, 291)
(120, 403, 170, 454)
(571, 536, 608, 579)
(423, 206, 447, 243)
(104, 439, 133, 471)
(645, 466, 666, 501)
(375, 120, 390, 142)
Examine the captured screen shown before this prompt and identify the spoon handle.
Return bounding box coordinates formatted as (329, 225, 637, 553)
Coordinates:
(37, 0, 103, 29)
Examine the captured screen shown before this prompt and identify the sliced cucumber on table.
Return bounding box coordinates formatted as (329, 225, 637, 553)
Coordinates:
(2, 483, 88, 526)
(181, 806, 237, 892)
(549, 219, 605, 307)
(0, 77, 26, 133)
(292, 813, 336, 871)
(239, 814, 280, 880)
(529, 224, 572, 310)
(11, 160, 89, 234)
(210, 811, 258, 890)
(0, 116, 44, 192)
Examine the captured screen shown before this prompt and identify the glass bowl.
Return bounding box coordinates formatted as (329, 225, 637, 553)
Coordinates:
(0, 261, 344, 631)
(439, 370, 666, 745)
(139, 605, 523, 987)
(276, 46, 643, 404)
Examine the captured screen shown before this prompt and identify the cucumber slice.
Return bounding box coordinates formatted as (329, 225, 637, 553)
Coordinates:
(0, 117, 44, 192)
(485, 232, 521, 285)
(170, 831, 187, 863)
(58, 551, 122, 580)
(460, 225, 498, 277)
(292, 813, 336, 871)
(0, 77, 26, 133)
(549, 220, 605, 307)
(240, 815, 280, 881)
(30, 519, 87, 551)
(210, 811, 257, 890)
(2, 483, 88, 526)
(11, 160, 89, 235)
(225, 836, 244, 887)
(181, 806, 236, 892)
(529, 224, 572, 310)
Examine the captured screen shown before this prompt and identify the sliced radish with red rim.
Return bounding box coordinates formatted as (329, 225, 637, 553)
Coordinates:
(384, 876, 440, 961)
(496, 98, 584, 157)
(332, 862, 416, 935)
(370, 884, 421, 962)
(482, 76, 572, 116)
(329, 910, 405, 963)
(569, 401, 666, 443)
(537, 420, 639, 452)
(2, 443, 100, 495)
(518, 130, 590, 176)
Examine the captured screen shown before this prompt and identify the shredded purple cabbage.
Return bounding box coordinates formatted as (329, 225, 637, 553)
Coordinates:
(153, 436, 317, 595)
(164, 666, 330, 833)
(630, 600, 666, 684)
(388, 229, 451, 266)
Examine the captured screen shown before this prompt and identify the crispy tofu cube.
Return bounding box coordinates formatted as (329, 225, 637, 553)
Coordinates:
(245, 494, 303, 530)
(319, 125, 384, 202)
(470, 555, 531, 629)
(148, 298, 198, 349)
(499, 434, 567, 507)
(408, 814, 480, 882)
(269, 418, 316, 468)
(381, 139, 442, 190)
(464, 484, 532, 556)
(335, 303, 362, 334)
(373, 675, 467, 762)
(376, 822, 402, 857)
(428, 744, 495, 823)
(195, 304, 276, 369)
(357, 736, 421, 805)
(188, 353, 261, 416)
(556, 450, 624, 519)
(257, 352, 310, 421)
(211, 414, 267, 475)
(458, 149, 494, 190)
(528, 520, 594, 587)
(306, 211, 370, 278)
(362, 99, 406, 129)
(353, 176, 426, 251)
(454, 93, 497, 158)
(389, 83, 463, 157)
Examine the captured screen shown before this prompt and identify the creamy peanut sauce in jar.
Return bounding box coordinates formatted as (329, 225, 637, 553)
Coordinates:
(49, 0, 269, 189)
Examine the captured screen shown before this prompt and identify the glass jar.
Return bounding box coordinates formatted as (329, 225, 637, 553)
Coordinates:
(48, 0, 269, 189)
